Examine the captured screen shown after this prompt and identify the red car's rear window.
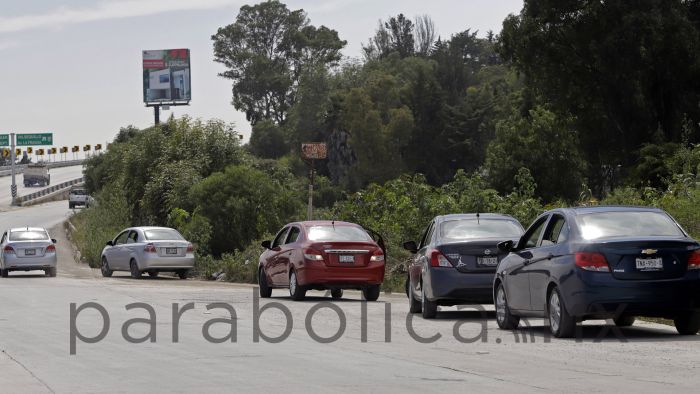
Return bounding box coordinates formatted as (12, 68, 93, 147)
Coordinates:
(306, 226, 372, 242)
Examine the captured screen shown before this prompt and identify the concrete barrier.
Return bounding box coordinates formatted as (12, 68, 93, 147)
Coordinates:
(0, 160, 84, 178)
(15, 177, 85, 206)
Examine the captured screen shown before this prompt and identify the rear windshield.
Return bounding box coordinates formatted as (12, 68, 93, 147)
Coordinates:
(143, 229, 184, 241)
(440, 219, 523, 241)
(576, 211, 685, 240)
(70, 190, 86, 195)
(307, 226, 372, 242)
(10, 231, 49, 241)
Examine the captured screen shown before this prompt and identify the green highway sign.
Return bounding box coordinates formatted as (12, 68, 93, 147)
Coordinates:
(16, 133, 53, 146)
(0, 134, 8, 146)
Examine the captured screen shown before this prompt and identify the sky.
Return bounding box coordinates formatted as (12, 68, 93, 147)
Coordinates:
(0, 0, 523, 149)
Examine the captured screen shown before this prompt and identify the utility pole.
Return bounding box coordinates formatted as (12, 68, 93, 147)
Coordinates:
(9, 133, 17, 204)
(154, 105, 160, 125)
(307, 159, 315, 220)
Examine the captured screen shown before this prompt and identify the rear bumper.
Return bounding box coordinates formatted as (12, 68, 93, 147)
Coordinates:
(424, 268, 495, 304)
(140, 255, 195, 270)
(564, 270, 700, 318)
(296, 262, 385, 288)
(2, 254, 57, 270)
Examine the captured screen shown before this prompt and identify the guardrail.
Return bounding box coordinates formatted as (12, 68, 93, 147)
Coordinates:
(15, 177, 85, 206)
(0, 160, 84, 178)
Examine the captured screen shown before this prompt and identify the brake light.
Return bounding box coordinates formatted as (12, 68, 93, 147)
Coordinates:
(303, 249, 324, 261)
(575, 252, 610, 272)
(144, 243, 157, 253)
(688, 250, 700, 270)
(3, 245, 15, 254)
(186, 243, 194, 253)
(46, 245, 56, 253)
(430, 249, 453, 268)
(370, 249, 384, 262)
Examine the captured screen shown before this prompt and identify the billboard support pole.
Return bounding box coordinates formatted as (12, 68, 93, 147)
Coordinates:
(307, 159, 314, 221)
(154, 105, 161, 125)
(10, 133, 17, 204)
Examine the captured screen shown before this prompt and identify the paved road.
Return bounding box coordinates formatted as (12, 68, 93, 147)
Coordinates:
(0, 165, 85, 207)
(0, 211, 698, 393)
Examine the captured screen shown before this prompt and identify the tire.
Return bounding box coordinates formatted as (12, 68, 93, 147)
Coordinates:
(421, 282, 438, 319)
(148, 271, 159, 278)
(100, 257, 113, 277)
(495, 282, 520, 330)
(258, 268, 272, 298)
(614, 315, 636, 327)
(177, 270, 189, 280)
(331, 288, 343, 299)
(69, 203, 74, 209)
(289, 270, 306, 301)
(408, 278, 422, 313)
(0, 269, 8, 278)
(363, 285, 380, 302)
(46, 267, 57, 277)
(129, 260, 141, 279)
(547, 286, 576, 338)
(674, 311, 700, 335)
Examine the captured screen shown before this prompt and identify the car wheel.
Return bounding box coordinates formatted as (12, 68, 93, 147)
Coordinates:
(47, 267, 57, 277)
(148, 271, 159, 278)
(258, 268, 272, 298)
(363, 285, 380, 302)
(408, 279, 422, 313)
(674, 311, 700, 335)
(289, 270, 306, 301)
(100, 257, 113, 278)
(331, 289, 343, 299)
(613, 315, 636, 327)
(69, 203, 74, 209)
(495, 282, 520, 330)
(129, 260, 142, 279)
(421, 282, 438, 319)
(177, 270, 189, 280)
(547, 287, 576, 338)
(1, 269, 8, 278)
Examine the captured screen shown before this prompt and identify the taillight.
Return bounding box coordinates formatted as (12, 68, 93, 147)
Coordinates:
(46, 245, 56, 253)
(575, 252, 610, 272)
(370, 249, 384, 262)
(3, 245, 15, 254)
(186, 243, 194, 253)
(303, 249, 324, 261)
(144, 243, 157, 253)
(430, 249, 453, 268)
(688, 250, 700, 270)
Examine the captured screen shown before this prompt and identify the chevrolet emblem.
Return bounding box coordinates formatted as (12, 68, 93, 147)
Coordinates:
(641, 249, 658, 255)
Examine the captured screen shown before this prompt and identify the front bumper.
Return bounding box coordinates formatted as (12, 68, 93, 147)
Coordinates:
(424, 267, 495, 304)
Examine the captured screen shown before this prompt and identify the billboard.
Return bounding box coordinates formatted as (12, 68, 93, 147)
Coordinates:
(143, 49, 191, 104)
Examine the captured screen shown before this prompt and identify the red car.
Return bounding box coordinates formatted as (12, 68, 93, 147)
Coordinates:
(258, 221, 385, 301)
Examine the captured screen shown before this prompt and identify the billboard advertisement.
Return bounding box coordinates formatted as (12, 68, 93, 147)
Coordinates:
(143, 49, 191, 104)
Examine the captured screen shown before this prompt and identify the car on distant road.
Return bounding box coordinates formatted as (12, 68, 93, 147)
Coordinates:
(258, 221, 385, 301)
(23, 163, 50, 187)
(494, 206, 700, 337)
(0, 227, 57, 277)
(101, 227, 194, 279)
(68, 188, 92, 209)
(404, 214, 524, 319)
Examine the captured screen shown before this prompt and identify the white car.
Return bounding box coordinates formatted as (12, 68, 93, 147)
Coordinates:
(0, 227, 57, 277)
(101, 227, 194, 279)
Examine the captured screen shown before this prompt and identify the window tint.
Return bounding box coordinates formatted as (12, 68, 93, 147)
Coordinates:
(272, 228, 289, 248)
(440, 219, 523, 241)
(576, 211, 685, 240)
(542, 215, 567, 246)
(522, 217, 548, 249)
(114, 231, 129, 245)
(9, 230, 49, 241)
(286, 227, 301, 244)
(126, 231, 139, 244)
(418, 222, 434, 249)
(143, 229, 184, 241)
(307, 226, 372, 242)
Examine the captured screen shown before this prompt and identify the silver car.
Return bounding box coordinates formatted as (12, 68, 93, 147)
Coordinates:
(0, 227, 58, 277)
(101, 227, 194, 279)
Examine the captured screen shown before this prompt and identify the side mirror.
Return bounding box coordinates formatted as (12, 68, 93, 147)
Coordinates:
(51, 239, 57, 244)
(497, 240, 514, 252)
(403, 241, 418, 254)
(261, 240, 272, 249)
(106, 240, 114, 247)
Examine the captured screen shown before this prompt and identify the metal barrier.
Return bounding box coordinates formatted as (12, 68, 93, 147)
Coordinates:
(15, 177, 85, 205)
(0, 160, 84, 178)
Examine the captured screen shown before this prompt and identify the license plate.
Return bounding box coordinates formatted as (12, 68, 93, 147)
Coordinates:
(25, 249, 36, 256)
(339, 255, 354, 263)
(477, 256, 498, 267)
(635, 257, 663, 271)
(166, 248, 178, 255)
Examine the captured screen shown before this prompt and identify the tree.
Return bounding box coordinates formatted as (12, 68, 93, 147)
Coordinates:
(414, 15, 436, 56)
(363, 14, 416, 59)
(212, 0, 345, 125)
(249, 119, 289, 159)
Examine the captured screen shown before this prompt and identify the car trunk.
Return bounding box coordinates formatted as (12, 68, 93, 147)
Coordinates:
(311, 242, 379, 268)
(597, 239, 696, 280)
(151, 241, 189, 257)
(437, 240, 509, 273)
(12, 241, 51, 258)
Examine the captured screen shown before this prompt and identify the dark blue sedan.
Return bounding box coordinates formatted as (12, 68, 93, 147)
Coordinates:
(494, 206, 700, 337)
